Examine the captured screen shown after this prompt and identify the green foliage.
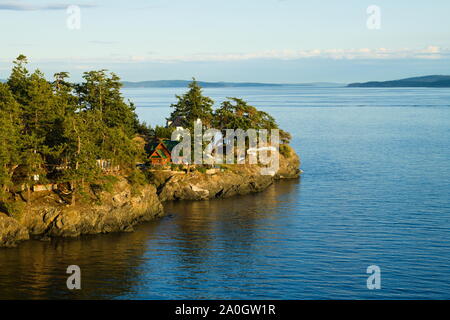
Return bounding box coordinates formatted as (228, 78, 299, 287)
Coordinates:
(0, 55, 148, 203)
(136, 121, 154, 137)
(155, 125, 175, 139)
(127, 168, 147, 186)
(0, 201, 26, 220)
(279, 144, 292, 158)
(170, 163, 183, 171)
(219, 164, 230, 171)
(166, 79, 291, 143)
(196, 166, 207, 174)
(91, 175, 120, 196)
(0, 83, 23, 194)
(77, 70, 139, 137)
(168, 79, 214, 129)
(7, 54, 30, 106)
(213, 97, 278, 130)
(0, 56, 292, 208)
(213, 97, 291, 143)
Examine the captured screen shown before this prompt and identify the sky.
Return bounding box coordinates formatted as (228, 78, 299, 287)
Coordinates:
(1, 0, 450, 83)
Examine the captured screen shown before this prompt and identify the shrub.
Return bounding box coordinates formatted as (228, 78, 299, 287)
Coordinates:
(127, 169, 147, 186)
(196, 166, 207, 174)
(0, 201, 25, 220)
(171, 163, 183, 171)
(101, 175, 120, 192)
(279, 144, 292, 158)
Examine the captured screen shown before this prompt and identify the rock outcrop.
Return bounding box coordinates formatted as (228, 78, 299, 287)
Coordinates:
(0, 214, 30, 247)
(156, 166, 274, 201)
(0, 146, 300, 247)
(0, 179, 164, 247)
(153, 147, 301, 201)
(275, 146, 301, 179)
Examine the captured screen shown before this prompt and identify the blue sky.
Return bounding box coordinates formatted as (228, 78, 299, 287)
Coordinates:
(1, 0, 450, 83)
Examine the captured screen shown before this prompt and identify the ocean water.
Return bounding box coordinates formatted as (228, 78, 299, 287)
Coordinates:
(0, 86, 450, 299)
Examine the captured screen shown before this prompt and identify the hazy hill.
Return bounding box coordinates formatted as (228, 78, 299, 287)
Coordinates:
(348, 75, 450, 88)
(1, 79, 343, 88)
(122, 80, 287, 88)
(121, 80, 343, 88)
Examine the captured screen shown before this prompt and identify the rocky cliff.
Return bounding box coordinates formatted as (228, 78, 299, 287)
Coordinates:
(1, 147, 300, 247)
(152, 147, 301, 201)
(0, 179, 164, 247)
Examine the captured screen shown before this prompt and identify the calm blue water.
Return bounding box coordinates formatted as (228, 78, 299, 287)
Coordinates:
(1, 86, 449, 299)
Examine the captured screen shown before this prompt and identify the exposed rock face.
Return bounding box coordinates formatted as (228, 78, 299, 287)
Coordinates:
(23, 181, 163, 238)
(0, 147, 300, 247)
(154, 148, 301, 201)
(1, 179, 164, 247)
(275, 147, 301, 179)
(157, 167, 274, 201)
(0, 214, 30, 247)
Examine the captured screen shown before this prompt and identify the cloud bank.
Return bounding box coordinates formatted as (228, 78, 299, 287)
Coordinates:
(3, 46, 447, 66)
(111, 46, 450, 63)
(0, 2, 95, 11)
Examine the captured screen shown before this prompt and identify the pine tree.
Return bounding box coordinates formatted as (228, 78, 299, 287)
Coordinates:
(168, 79, 214, 129)
(0, 83, 23, 198)
(62, 111, 102, 205)
(7, 54, 30, 106)
(213, 97, 291, 143)
(1, 56, 151, 206)
(77, 70, 138, 135)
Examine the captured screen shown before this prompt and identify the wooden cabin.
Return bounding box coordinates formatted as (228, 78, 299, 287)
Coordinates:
(147, 140, 180, 166)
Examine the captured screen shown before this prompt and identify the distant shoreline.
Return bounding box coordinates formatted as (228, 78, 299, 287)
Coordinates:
(348, 75, 450, 88)
(7, 76, 450, 88)
(122, 80, 343, 88)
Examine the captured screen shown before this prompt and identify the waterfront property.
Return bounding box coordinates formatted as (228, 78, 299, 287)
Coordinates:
(146, 139, 180, 166)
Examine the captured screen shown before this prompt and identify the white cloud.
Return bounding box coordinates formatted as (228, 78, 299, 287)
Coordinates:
(20, 46, 450, 66)
(103, 46, 450, 63)
(0, 1, 96, 11)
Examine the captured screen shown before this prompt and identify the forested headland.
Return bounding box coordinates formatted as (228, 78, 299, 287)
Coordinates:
(0, 55, 292, 215)
(0, 55, 147, 209)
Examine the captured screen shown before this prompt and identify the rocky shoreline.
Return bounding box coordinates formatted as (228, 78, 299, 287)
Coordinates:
(0, 149, 300, 247)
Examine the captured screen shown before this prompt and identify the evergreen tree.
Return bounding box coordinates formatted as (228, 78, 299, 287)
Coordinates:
(77, 70, 139, 136)
(213, 97, 278, 130)
(7, 54, 30, 106)
(168, 79, 214, 129)
(0, 56, 149, 205)
(213, 97, 291, 143)
(0, 83, 23, 198)
(61, 111, 102, 204)
(53, 72, 77, 116)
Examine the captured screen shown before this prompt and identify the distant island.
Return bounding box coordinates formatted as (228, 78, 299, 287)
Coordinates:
(3, 79, 342, 88)
(348, 75, 450, 88)
(123, 80, 284, 88)
(122, 80, 342, 88)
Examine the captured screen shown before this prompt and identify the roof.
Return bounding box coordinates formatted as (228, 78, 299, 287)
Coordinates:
(161, 140, 179, 152)
(147, 140, 179, 157)
(155, 149, 168, 159)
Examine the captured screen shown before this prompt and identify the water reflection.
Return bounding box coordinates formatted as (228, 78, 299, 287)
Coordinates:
(0, 180, 300, 300)
(156, 179, 300, 299)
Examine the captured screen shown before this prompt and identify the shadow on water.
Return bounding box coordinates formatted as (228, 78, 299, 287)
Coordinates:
(156, 179, 301, 299)
(0, 179, 301, 300)
(0, 222, 160, 299)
